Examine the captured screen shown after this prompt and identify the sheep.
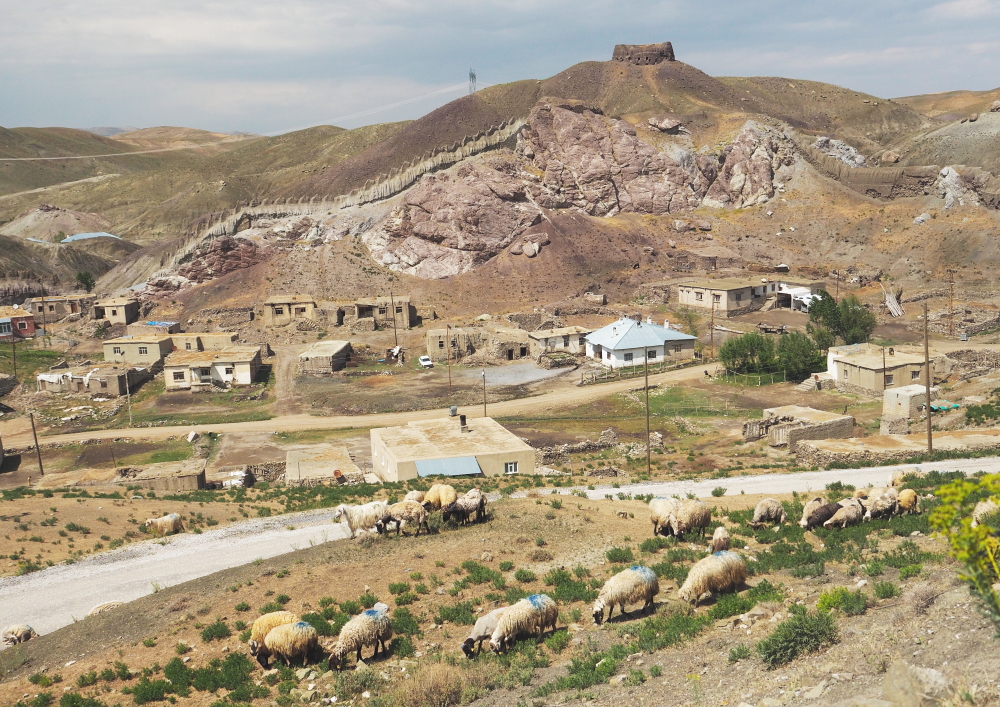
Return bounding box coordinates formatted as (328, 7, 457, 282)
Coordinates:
(678, 551, 748, 606)
(404, 490, 425, 503)
(798, 497, 827, 528)
(864, 488, 899, 521)
(247, 611, 299, 659)
(891, 468, 926, 487)
(1, 625, 38, 647)
(750, 498, 787, 527)
(375, 500, 430, 536)
(489, 594, 558, 653)
(442, 488, 487, 526)
(897, 488, 921, 515)
(461, 606, 509, 658)
(332, 501, 390, 538)
(254, 621, 319, 669)
(144, 513, 183, 535)
(88, 601, 124, 616)
(668, 499, 711, 537)
(422, 483, 458, 511)
(801, 503, 841, 530)
(592, 566, 659, 625)
(331, 609, 393, 669)
(823, 498, 864, 529)
(972, 499, 1000, 528)
(650, 497, 680, 536)
(712, 526, 731, 553)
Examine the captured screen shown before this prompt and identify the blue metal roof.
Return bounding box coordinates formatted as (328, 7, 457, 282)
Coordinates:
(415, 456, 483, 477)
(586, 318, 696, 350)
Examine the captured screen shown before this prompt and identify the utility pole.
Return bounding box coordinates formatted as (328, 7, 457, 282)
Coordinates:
(10, 338, 16, 378)
(388, 293, 398, 348)
(482, 369, 487, 418)
(948, 273, 955, 339)
(39, 297, 46, 348)
(644, 346, 651, 479)
(124, 369, 133, 427)
(108, 441, 117, 469)
(446, 325, 452, 396)
(924, 300, 933, 454)
(882, 346, 887, 390)
(29, 413, 44, 476)
(710, 299, 716, 359)
(835, 270, 840, 300)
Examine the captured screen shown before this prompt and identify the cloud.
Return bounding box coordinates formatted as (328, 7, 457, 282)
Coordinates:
(924, 0, 1000, 19)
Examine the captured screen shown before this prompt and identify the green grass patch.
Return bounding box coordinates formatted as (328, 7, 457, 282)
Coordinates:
(817, 587, 868, 616)
(755, 607, 838, 669)
(199, 619, 231, 642)
(435, 601, 476, 625)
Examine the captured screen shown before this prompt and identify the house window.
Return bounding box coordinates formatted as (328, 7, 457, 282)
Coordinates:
(17, 321, 26, 329)
(911, 370, 921, 380)
(605, 351, 610, 359)
(378, 307, 387, 315)
(562, 335, 570, 347)
(296, 307, 306, 315)
(274, 307, 284, 315)
(624, 352, 634, 362)
(885, 374, 894, 386)
(396, 306, 403, 313)
(648, 349, 657, 359)
(579, 336, 586, 346)
(695, 292, 703, 301)
(48, 305, 55, 312)
(713, 294, 721, 303)
(504, 461, 519, 475)
(186, 342, 192, 350)
(173, 371, 185, 381)
(735, 293, 743, 302)
(138, 346, 148, 355)
(100, 380, 107, 388)
(225, 367, 234, 375)
(843, 369, 848, 380)
(110, 309, 117, 316)
(438, 339, 445, 349)
(0, 323, 9, 335)
(113, 346, 122, 355)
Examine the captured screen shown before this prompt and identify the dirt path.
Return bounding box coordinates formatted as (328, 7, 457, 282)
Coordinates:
(1, 365, 707, 446)
(0, 174, 120, 201)
(271, 344, 307, 416)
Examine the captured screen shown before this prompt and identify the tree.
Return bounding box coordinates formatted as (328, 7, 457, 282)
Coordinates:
(806, 322, 835, 352)
(777, 331, 825, 381)
(76, 271, 95, 292)
(808, 290, 840, 332)
(837, 295, 876, 344)
(719, 332, 776, 374)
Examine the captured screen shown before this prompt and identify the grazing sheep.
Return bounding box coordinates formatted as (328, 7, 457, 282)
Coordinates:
(668, 499, 712, 537)
(592, 566, 659, 625)
(248, 611, 299, 658)
(144, 513, 183, 535)
(798, 497, 827, 528)
(442, 488, 487, 526)
(972, 499, 1000, 528)
(332, 501, 390, 538)
(489, 594, 558, 653)
(801, 503, 841, 530)
(255, 621, 319, 669)
(751, 498, 787, 527)
(864, 488, 899, 521)
(376, 500, 430, 536)
(423, 484, 458, 511)
(331, 609, 393, 669)
(891, 468, 926, 487)
(650, 497, 680, 536)
(712, 526, 731, 553)
(897, 488, 921, 515)
(88, 601, 124, 616)
(461, 606, 509, 658)
(1, 625, 38, 647)
(678, 551, 748, 606)
(404, 490, 425, 503)
(824, 498, 864, 529)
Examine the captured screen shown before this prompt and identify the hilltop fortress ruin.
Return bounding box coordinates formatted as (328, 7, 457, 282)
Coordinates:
(612, 42, 675, 65)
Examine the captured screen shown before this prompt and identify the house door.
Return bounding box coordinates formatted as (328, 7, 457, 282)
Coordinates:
(507, 349, 514, 361)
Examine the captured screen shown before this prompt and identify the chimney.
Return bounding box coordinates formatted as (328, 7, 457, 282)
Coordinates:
(459, 414, 468, 432)
(646, 317, 652, 324)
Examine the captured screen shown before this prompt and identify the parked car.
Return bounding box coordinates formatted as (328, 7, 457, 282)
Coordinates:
(418, 355, 434, 368)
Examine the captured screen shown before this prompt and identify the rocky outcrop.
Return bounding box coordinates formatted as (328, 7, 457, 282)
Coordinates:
(175, 235, 268, 284)
(811, 136, 868, 167)
(703, 122, 793, 208)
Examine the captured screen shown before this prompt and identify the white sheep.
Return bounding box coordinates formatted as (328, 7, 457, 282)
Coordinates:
(489, 594, 558, 653)
(972, 499, 1000, 528)
(88, 601, 124, 616)
(404, 490, 425, 503)
(712, 526, 731, 553)
(650, 497, 680, 536)
(423, 484, 458, 510)
(751, 498, 787, 527)
(897, 488, 921, 515)
(678, 551, 748, 606)
(801, 502, 841, 530)
(823, 498, 864, 529)
(864, 488, 899, 521)
(376, 500, 430, 536)
(247, 611, 299, 657)
(1, 624, 38, 647)
(668, 499, 711, 537)
(798, 497, 827, 528)
(331, 609, 393, 669)
(462, 606, 508, 658)
(332, 501, 390, 538)
(255, 621, 319, 668)
(144, 513, 183, 535)
(442, 488, 487, 525)
(592, 566, 659, 625)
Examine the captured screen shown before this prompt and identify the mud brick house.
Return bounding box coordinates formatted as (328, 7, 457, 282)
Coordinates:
(298, 340, 353, 374)
(354, 295, 414, 329)
(263, 295, 317, 327)
(24, 295, 93, 321)
(103, 336, 173, 368)
(528, 326, 593, 357)
(93, 297, 140, 325)
(36, 365, 151, 396)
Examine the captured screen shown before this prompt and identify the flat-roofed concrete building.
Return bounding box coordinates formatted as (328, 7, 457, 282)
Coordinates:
(163, 346, 262, 391)
(355, 295, 414, 329)
(127, 321, 181, 336)
(675, 276, 824, 317)
(370, 417, 535, 483)
(36, 365, 151, 396)
(171, 332, 238, 352)
(115, 459, 207, 491)
(285, 444, 363, 486)
(263, 295, 316, 327)
(93, 297, 140, 325)
(528, 326, 593, 357)
(103, 336, 173, 367)
(834, 350, 927, 396)
(25, 295, 93, 320)
(298, 340, 352, 374)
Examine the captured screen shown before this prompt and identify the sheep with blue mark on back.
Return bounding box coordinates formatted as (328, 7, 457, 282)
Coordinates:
(247, 611, 299, 664)
(256, 621, 319, 669)
(592, 565, 659, 625)
(712, 525, 730, 553)
(489, 594, 557, 653)
(678, 551, 748, 606)
(331, 608, 393, 669)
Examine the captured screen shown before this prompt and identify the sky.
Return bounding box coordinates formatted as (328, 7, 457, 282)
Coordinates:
(1, 0, 999, 135)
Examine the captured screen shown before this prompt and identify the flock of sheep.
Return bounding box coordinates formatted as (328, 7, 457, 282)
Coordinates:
(331, 484, 487, 539)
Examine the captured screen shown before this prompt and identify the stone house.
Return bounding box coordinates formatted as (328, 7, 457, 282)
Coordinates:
(170, 332, 239, 352)
(298, 340, 353, 375)
(354, 296, 414, 329)
(285, 444, 362, 486)
(103, 336, 174, 367)
(0, 306, 36, 340)
(743, 405, 855, 452)
(528, 326, 593, 357)
(24, 295, 93, 321)
(262, 295, 316, 327)
(425, 327, 487, 362)
(585, 317, 696, 368)
(93, 297, 140, 325)
(36, 365, 151, 396)
(162, 346, 262, 391)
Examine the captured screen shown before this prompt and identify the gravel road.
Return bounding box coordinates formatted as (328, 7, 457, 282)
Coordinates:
(0, 508, 350, 635)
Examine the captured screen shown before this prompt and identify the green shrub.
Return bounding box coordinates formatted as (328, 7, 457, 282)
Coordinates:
(435, 601, 476, 625)
(124, 678, 173, 704)
(359, 592, 379, 609)
(391, 608, 421, 636)
(394, 591, 418, 606)
(200, 620, 231, 642)
(649, 664, 663, 677)
(639, 536, 673, 554)
(318, 597, 335, 608)
(275, 593, 291, 604)
(76, 672, 98, 688)
(98, 668, 115, 682)
(755, 608, 838, 669)
(461, 560, 504, 587)
(873, 581, 901, 599)
(706, 592, 753, 621)
(259, 601, 283, 614)
(499, 561, 514, 571)
(175, 643, 191, 655)
(57, 694, 108, 707)
(388, 582, 411, 595)
(301, 612, 336, 636)
(790, 562, 825, 578)
(514, 568, 536, 583)
(728, 644, 753, 663)
(409, 572, 423, 581)
(624, 668, 646, 686)
(899, 564, 922, 580)
(746, 579, 784, 603)
(414, 583, 429, 594)
(817, 587, 868, 616)
(544, 630, 570, 653)
(339, 599, 361, 615)
(390, 635, 415, 658)
(544, 568, 598, 603)
(711, 487, 727, 497)
(504, 586, 529, 604)
(649, 561, 689, 585)
(605, 547, 635, 564)
(235, 601, 250, 612)
(13, 693, 54, 707)
(864, 560, 885, 577)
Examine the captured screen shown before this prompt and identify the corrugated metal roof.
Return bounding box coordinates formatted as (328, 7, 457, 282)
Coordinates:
(415, 456, 483, 477)
(586, 318, 696, 350)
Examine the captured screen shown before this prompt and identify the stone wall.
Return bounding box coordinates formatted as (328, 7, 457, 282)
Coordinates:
(612, 42, 675, 65)
(247, 461, 286, 484)
(785, 417, 855, 452)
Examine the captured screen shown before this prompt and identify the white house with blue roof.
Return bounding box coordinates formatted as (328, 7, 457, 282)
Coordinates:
(585, 317, 697, 368)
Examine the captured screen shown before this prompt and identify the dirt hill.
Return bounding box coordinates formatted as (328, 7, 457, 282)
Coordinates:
(0, 203, 111, 242)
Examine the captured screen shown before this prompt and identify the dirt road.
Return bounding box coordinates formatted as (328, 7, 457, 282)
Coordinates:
(1, 365, 707, 446)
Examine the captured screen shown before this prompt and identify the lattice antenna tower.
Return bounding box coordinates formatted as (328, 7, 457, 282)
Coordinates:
(469, 68, 477, 95)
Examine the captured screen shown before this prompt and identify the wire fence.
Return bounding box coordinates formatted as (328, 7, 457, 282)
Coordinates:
(714, 370, 790, 386)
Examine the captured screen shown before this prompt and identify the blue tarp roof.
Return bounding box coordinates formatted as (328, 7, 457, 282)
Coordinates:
(586, 317, 696, 350)
(64, 232, 122, 243)
(415, 457, 482, 477)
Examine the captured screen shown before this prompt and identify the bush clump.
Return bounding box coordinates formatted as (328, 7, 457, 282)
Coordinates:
(817, 587, 868, 616)
(199, 619, 231, 642)
(755, 607, 838, 669)
(605, 547, 635, 564)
